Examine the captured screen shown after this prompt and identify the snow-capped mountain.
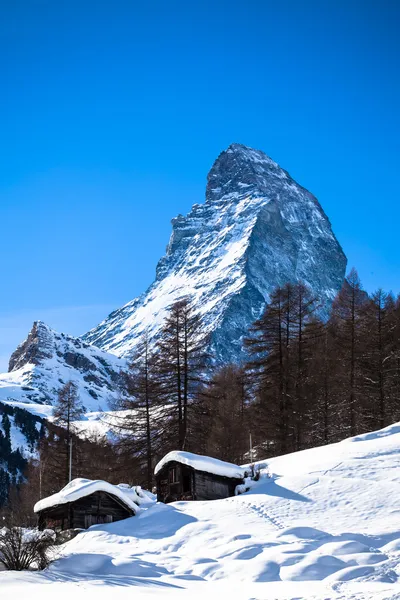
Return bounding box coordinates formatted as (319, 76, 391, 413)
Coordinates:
(0, 321, 127, 413)
(0, 143, 347, 417)
(0, 322, 127, 501)
(84, 143, 347, 362)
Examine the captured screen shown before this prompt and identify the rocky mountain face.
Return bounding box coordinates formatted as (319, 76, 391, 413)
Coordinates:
(83, 143, 347, 363)
(0, 321, 127, 412)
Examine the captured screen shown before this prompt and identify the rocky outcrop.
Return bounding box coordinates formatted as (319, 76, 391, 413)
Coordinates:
(9, 321, 54, 371)
(83, 143, 347, 363)
(1, 321, 127, 410)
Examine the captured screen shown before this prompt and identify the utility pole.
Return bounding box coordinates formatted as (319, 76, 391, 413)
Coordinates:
(39, 462, 42, 499)
(39, 448, 47, 499)
(249, 433, 254, 476)
(69, 435, 73, 483)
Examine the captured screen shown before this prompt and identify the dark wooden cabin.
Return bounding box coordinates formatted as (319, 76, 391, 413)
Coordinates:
(155, 453, 244, 503)
(36, 488, 135, 532)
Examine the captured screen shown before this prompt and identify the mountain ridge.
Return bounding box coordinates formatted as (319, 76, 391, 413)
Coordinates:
(0, 320, 126, 412)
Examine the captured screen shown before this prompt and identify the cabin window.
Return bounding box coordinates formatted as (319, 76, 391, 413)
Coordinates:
(46, 518, 63, 532)
(169, 467, 179, 484)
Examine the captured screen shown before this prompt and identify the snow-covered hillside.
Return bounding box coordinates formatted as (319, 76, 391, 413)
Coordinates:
(84, 143, 347, 363)
(2, 422, 400, 599)
(0, 402, 46, 504)
(0, 321, 127, 413)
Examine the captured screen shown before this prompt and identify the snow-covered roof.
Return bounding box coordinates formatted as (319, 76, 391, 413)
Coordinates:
(34, 478, 145, 514)
(154, 451, 245, 480)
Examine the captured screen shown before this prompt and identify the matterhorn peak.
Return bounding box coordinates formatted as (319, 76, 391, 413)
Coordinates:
(225, 142, 278, 163)
(83, 144, 346, 363)
(205, 143, 291, 205)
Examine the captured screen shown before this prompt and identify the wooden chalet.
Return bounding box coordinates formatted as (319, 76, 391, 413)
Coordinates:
(34, 479, 139, 531)
(155, 451, 245, 503)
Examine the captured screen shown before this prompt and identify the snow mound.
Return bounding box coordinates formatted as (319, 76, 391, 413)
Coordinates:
(154, 450, 245, 479)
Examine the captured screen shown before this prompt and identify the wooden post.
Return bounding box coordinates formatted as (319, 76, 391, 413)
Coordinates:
(250, 433, 254, 477)
(69, 436, 73, 482)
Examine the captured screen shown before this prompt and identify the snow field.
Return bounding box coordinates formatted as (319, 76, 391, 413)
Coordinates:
(1, 422, 400, 599)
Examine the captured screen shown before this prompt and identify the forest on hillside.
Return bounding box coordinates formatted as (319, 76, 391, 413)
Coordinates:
(2, 267, 400, 523)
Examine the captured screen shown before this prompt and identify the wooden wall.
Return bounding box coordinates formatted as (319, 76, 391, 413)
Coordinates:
(193, 471, 235, 501)
(38, 491, 134, 531)
(156, 462, 242, 503)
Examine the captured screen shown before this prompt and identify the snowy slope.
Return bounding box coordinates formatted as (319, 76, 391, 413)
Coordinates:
(0, 321, 127, 413)
(84, 144, 347, 363)
(2, 423, 400, 599)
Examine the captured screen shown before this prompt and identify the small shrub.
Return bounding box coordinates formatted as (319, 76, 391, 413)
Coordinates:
(0, 527, 55, 571)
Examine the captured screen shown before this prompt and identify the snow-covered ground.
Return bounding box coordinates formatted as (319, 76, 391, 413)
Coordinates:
(2, 423, 400, 599)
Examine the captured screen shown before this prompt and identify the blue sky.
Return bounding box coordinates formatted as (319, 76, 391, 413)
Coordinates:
(1, 0, 399, 369)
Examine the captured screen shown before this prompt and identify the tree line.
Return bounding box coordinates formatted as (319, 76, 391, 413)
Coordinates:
(112, 267, 400, 488)
(2, 267, 400, 521)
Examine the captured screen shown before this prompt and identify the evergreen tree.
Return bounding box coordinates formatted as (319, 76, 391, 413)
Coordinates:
(245, 282, 318, 455)
(302, 318, 336, 445)
(115, 331, 162, 489)
(359, 289, 393, 430)
(245, 285, 286, 455)
(201, 364, 249, 463)
(37, 427, 70, 496)
(0, 469, 10, 507)
(385, 294, 400, 422)
(329, 269, 366, 437)
(156, 297, 207, 451)
(1, 413, 11, 441)
(53, 381, 84, 484)
(290, 283, 319, 449)
(0, 414, 12, 459)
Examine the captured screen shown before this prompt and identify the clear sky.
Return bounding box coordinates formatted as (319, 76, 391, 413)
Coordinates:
(1, 0, 399, 370)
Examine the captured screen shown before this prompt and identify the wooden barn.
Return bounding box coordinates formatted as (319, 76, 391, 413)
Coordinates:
(155, 451, 245, 503)
(34, 478, 140, 531)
